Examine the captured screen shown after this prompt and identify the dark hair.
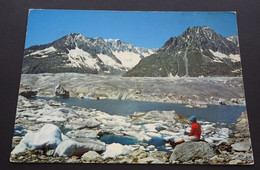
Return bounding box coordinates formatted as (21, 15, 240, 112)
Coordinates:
(191, 118, 197, 123)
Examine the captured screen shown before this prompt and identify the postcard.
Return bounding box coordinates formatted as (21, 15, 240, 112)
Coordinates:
(10, 10, 254, 164)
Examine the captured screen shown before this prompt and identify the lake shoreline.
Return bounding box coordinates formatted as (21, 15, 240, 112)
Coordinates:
(32, 96, 246, 124)
(11, 73, 253, 164)
(10, 96, 253, 164)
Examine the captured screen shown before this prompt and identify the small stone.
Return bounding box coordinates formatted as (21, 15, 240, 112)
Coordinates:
(229, 159, 243, 165)
(131, 149, 148, 159)
(72, 156, 80, 159)
(31, 154, 37, 159)
(81, 151, 102, 162)
(132, 158, 138, 163)
(38, 155, 48, 160)
(194, 159, 205, 164)
(18, 156, 24, 160)
(66, 158, 80, 163)
(210, 155, 224, 164)
(46, 149, 55, 156)
(171, 160, 180, 164)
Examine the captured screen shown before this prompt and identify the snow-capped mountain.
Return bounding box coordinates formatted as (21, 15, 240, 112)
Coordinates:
(22, 34, 156, 74)
(227, 35, 239, 47)
(124, 26, 242, 77)
(105, 39, 156, 68)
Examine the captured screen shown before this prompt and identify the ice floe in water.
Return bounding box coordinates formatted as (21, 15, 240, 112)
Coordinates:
(13, 97, 235, 154)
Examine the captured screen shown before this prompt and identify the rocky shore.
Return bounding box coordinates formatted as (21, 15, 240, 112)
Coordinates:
(20, 73, 245, 106)
(10, 95, 253, 164)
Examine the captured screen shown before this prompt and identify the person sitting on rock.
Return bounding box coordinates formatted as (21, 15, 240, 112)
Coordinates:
(167, 115, 201, 149)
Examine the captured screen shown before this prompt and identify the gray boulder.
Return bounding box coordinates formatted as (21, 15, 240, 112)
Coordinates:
(19, 90, 37, 98)
(54, 139, 106, 157)
(170, 141, 215, 162)
(54, 84, 69, 98)
(231, 139, 251, 152)
(65, 118, 101, 130)
(81, 151, 103, 163)
(235, 111, 251, 137)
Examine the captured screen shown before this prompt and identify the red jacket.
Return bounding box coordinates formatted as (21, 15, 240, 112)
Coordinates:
(190, 122, 201, 138)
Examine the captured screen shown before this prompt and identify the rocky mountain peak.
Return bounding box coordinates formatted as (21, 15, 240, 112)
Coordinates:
(51, 33, 81, 51)
(124, 26, 242, 77)
(227, 35, 239, 47)
(94, 37, 106, 43)
(160, 26, 239, 55)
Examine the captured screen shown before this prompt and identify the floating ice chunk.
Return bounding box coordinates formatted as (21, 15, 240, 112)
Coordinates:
(166, 146, 173, 150)
(165, 143, 171, 147)
(218, 128, 231, 137)
(131, 125, 142, 131)
(28, 117, 37, 121)
(201, 124, 215, 133)
(124, 131, 151, 141)
(54, 139, 106, 157)
(214, 128, 231, 139)
(146, 132, 162, 138)
(163, 132, 183, 141)
(11, 124, 62, 155)
(143, 124, 157, 132)
(163, 136, 174, 141)
(147, 145, 155, 150)
(36, 116, 66, 122)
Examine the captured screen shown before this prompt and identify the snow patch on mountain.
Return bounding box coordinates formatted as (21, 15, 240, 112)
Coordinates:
(136, 48, 155, 57)
(212, 57, 224, 63)
(229, 54, 241, 62)
(104, 39, 120, 43)
(26, 46, 57, 58)
(112, 51, 142, 68)
(209, 50, 240, 62)
(227, 35, 239, 47)
(104, 39, 156, 68)
(68, 47, 100, 70)
(97, 53, 124, 70)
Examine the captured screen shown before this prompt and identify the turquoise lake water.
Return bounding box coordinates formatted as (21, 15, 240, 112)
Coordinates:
(31, 97, 246, 151)
(35, 97, 246, 124)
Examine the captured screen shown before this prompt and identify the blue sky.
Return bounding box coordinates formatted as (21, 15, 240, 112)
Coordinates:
(25, 10, 238, 49)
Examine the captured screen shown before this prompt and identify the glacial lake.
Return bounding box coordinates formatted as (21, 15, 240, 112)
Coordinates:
(34, 97, 246, 124)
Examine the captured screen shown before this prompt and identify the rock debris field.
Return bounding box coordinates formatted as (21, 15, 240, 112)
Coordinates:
(20, 73, 245, 105)
(10, 73, 253, 164)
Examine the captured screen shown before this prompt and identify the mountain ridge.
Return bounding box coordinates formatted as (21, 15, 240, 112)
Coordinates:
(123, 26, 241, 77)
(22, 33, 156, 74)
